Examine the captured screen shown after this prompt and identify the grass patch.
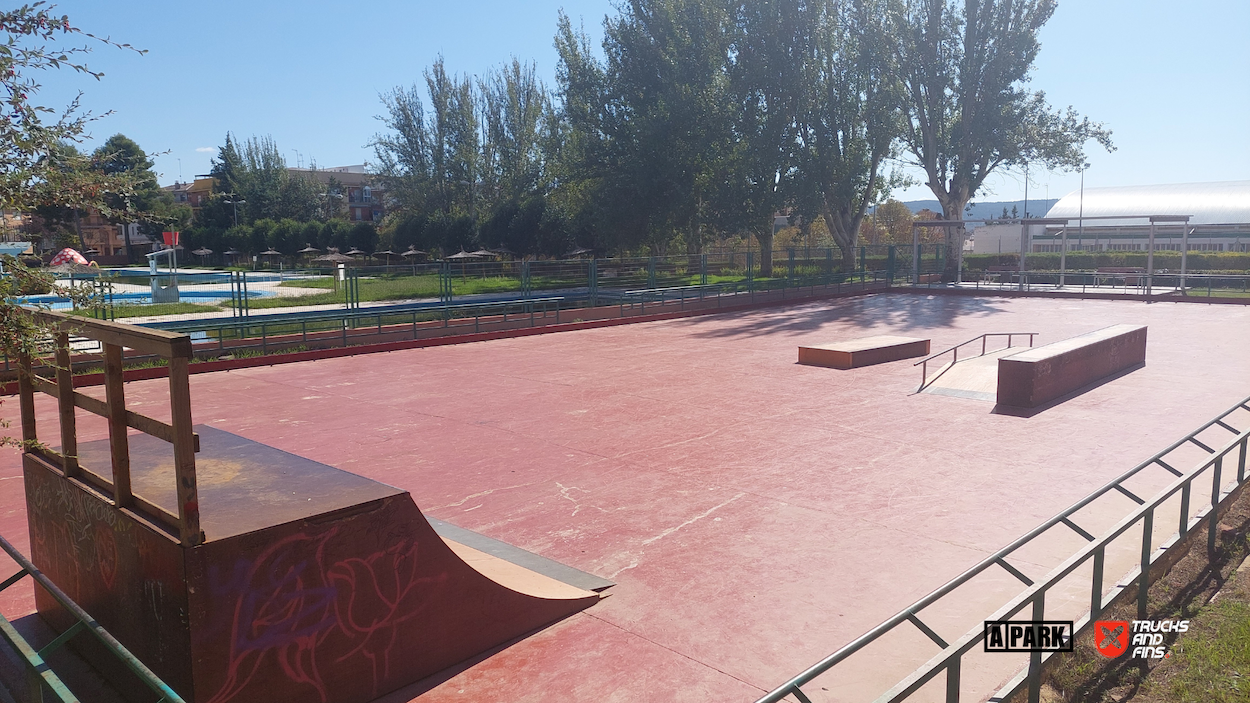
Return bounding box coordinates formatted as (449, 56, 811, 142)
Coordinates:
(64, 302, 223, 319)
(1037, 485, 1250, 703)
(1151, 596, 1250, 702)
(1186, 289, 1250, 299)
(245, 274, 556, 309)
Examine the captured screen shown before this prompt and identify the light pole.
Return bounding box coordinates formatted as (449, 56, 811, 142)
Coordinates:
(1078, 163, 1088, 252)
(223, 196, 246, 228)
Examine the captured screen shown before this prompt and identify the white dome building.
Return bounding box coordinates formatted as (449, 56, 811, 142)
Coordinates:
(1035, 180, 1250, 253)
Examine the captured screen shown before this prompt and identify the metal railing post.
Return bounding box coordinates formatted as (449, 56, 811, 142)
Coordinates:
(1238, 437, 1247, 483)
(1138, 508, 1153, 620)
(1210, 457, 1222, 553)
(1090, 545, 1105, 618)
(946, 657, 960, 703)
(1027, 592, 1045, 703)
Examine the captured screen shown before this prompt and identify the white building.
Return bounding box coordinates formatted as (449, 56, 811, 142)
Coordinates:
(969, 181, 1250, 254)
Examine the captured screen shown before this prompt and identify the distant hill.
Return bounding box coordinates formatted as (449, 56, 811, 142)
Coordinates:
(900, 199, 1059, 227)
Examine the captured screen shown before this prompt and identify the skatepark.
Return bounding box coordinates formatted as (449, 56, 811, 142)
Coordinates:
(1, 289, 1248, 703)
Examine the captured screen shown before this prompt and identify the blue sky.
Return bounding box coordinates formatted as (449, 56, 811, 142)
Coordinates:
(39, 0, 1250, 206)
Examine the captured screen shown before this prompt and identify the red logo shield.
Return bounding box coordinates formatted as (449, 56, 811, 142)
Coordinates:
(1094, 620, 1129, 658)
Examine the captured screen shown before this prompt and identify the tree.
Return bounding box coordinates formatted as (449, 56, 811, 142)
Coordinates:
(374, 58, 480, 227)
(0, 4, 145, 445)
(564, 0, 734, 257)
(892, 0, 1113, 277)
(202, 134, 321, 231)
(720, 0, 809, 276)
(479, 58, 549, 204)
(795, 0, 902, 270)
(93, 133, 187, 260)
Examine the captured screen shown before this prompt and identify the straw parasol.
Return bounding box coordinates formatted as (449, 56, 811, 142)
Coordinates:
(445, 250, 482, 260)
(313, 252, 356, 265)
(345, 247, 367, 257)
(298, 244, 321, 255)
(373, 249, 398, 265)
(401, 246, 426, 259)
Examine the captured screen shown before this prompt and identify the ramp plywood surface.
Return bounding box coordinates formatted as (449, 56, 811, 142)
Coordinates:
(32, 426, 602, 703)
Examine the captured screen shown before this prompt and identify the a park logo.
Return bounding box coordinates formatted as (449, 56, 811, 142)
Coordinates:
(983, 621, 1073, 653)
(1094, 620, 1130, 658)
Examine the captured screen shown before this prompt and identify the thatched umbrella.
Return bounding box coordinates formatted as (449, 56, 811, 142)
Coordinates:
(401, 246, 426, 259)
(192, 247, 213, 265)
(297, 243, 320, 266)
(345, 247, 367, 258)
(313, 252, 356, 265)
(445, 249, 482, 280)
(373, 249, 398, 265)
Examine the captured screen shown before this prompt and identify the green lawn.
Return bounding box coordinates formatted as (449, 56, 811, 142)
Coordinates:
(68, 302, 223, 319)
(240, 274, 567, 310)
(1155, 598, 1250, 702)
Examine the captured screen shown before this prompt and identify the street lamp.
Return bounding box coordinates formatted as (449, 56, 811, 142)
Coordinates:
(223, 196, 246, 228)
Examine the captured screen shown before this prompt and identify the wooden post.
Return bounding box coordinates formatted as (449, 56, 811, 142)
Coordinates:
(54, 333, 78, 477)
(103, 344, 132, 508)
(167, 356, 200, 545)
(17, 353, 36, 446)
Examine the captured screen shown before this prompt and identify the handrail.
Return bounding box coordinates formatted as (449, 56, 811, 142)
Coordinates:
(889, 416, 1250, 703)
(17, 309, 202, 546)
(914, 332, 1037, 391)
(146, 295, 569, 332)
(754, 393, 1250, 703)
(0, 534, 184, 702)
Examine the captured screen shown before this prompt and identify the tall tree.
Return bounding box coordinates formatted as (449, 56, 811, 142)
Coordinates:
(893, 0, 1113, 277)
(598, 0, 734, 255)
(202, 134, 320, 232)
(795, 0, 902, 271)
(721, 0, 809, 276)
(480, 58, 549, 203)
(93, 133, 183, 261)
(374, 57, 480, 228)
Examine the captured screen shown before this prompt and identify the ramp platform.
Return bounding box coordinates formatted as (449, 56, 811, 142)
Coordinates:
(25, 425, 601, 703)
(997, 324, 1147, 408)
(798, 335, 930, 369)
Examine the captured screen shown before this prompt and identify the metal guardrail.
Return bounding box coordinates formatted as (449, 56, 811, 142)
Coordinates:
(130, 271, 889, 359)
(914, 333, 1037, 392)
(0, 534, 184, 703)
(2, 271, 893, 376)
(756, 394, 1250, 703)
(942, 270, 1250, 299)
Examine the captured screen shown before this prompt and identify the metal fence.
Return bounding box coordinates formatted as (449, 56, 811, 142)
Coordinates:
(940, 270, 1250, 299)
(29, 247, 941, 325)
(755, 395, 1250, 703)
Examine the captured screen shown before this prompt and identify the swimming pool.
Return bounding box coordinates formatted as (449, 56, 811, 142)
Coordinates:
(17, 290, 270, 309)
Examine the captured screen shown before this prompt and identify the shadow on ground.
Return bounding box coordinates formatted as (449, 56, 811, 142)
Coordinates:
(676, 292, 1013, 338)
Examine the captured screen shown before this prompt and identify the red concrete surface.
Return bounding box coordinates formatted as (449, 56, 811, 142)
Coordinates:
(2, 294, 1249, 702)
